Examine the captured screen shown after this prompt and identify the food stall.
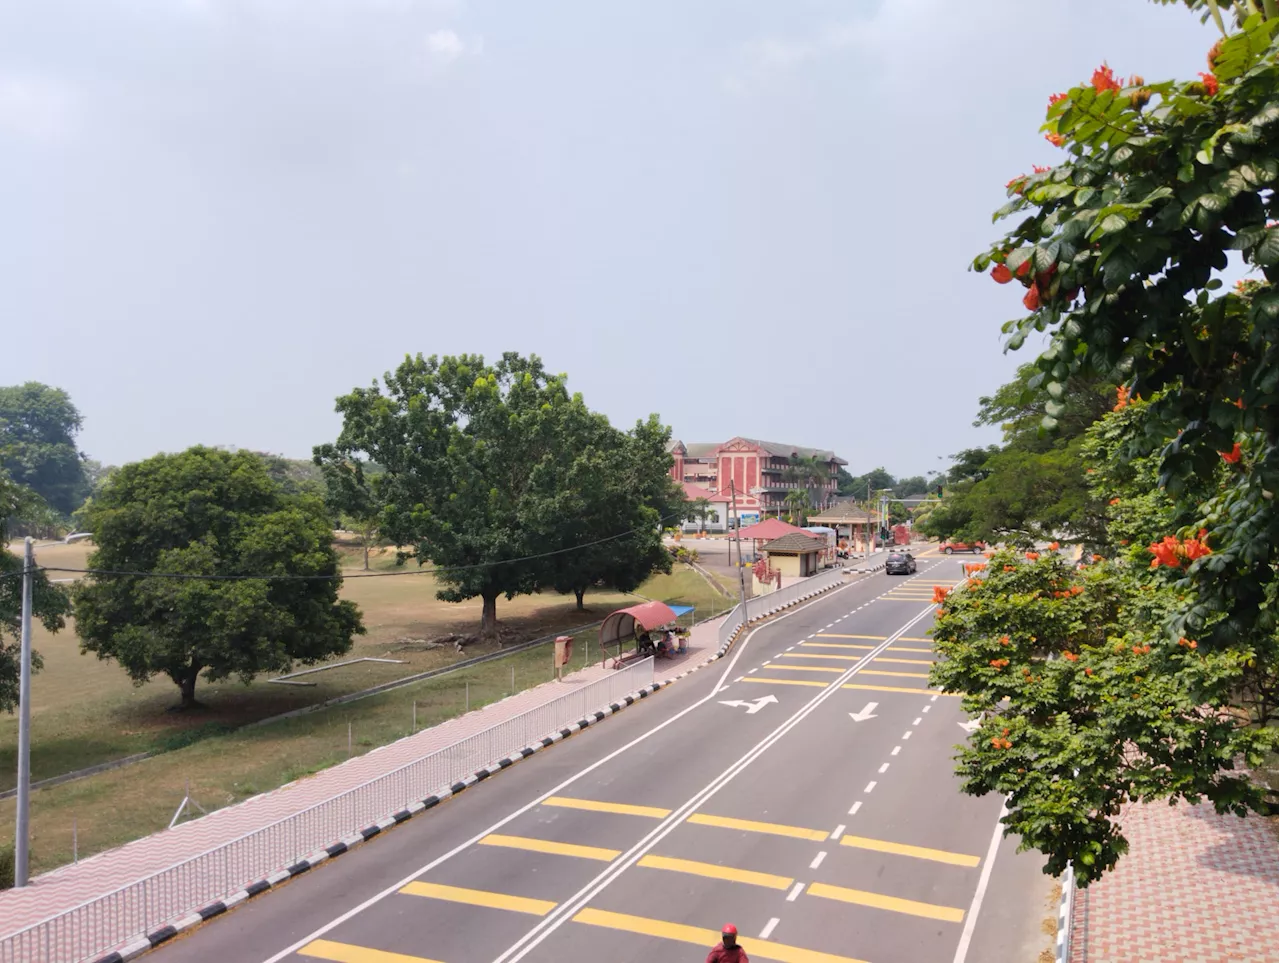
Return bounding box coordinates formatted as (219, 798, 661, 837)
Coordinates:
(598, 601, 693, 669)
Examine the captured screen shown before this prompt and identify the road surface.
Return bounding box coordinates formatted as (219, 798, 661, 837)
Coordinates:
(152, 555, 1053, 963)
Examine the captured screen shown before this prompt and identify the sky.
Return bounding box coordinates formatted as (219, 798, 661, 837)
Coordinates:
(1, 0, 1219, 480)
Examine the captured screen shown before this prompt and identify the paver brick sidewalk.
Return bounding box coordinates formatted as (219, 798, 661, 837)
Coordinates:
(0, 614, 727, 940)
(1069, 799, 1279, 963)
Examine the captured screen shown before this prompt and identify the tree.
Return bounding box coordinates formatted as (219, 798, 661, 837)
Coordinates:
(783, 488, 810, 525)
(894, 475, 929, 498)
(0, 469, 70, 712)
(687, 497, 714, 534)
(0, 383, 87, 517)
(73, 447, 364, 709)
(251, 452, 327, 498)
(316, 455, 383, 570)
(845, 466, 896, 499)
(944, 4, 1277, 883)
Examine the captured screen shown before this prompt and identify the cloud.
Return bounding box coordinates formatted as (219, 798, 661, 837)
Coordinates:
(425, 28, 481, 65)
(0, 75, 76, 142)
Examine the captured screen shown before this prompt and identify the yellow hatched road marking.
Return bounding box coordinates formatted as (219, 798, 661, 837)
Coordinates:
(887, 646, 932, 653)
(573, 908, 870, 963)
(399, 881, 556, 916)
(860, 669, 930, 679)
(801, 641, 875, 650)
(843, 683, 960, 696)
(741, 676, 829, 687)
(807, 881, 965, 922)
(543, 796, 670, 818)
(299, 941, 445, 963)
(778, 652, 862, 661)
(872, 657, 934, 666)
(816, 633, 884, 640)
(638, 854, 793, 890)
(479, 834, 619, 861)
(839, 834, 981, 868)
(688, 812, 828, 841)
(762, 664, 846, 673)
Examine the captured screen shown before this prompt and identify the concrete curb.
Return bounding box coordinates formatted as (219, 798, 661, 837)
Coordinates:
(87, 572, 848, 963)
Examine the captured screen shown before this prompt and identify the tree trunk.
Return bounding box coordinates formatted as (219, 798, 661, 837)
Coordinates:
(574, 587, 586, 611)
(175, 659, 202, 711)
(363, 542, 370, 570)
(480, 590, 500, 642)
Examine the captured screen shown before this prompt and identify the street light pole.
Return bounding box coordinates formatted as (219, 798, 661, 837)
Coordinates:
(729, 482, 748, 614)
(15, 537, 34, 887)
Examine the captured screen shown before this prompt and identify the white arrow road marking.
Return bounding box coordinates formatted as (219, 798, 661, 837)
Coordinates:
(958, 718, 981, 734)
(718, 694, 779, 714)
(848, 701, 879, 723)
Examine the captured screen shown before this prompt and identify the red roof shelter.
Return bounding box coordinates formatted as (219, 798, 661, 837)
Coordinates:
(733, 518, 815, 541)
(599, 601, 680, 668)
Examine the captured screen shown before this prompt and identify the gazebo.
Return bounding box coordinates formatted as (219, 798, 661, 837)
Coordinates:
(805, 504, 882, 555)
(731, 517, 816, 565)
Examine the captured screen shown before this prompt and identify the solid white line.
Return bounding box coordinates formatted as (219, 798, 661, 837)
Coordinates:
(891, 746, 901, 757)
(809, 851, 827, 870)
(863, 781, 877, 793)
(913, 717, 922, 726)
(951, 803, 1008, 963)
(786, 882, 804, 902)
(847, 800, 862, 816)
(258, 574, 875, 963)
(878, 763, 890, 773)
(830, 824, 846, 841)
(759, 918, 781, 940)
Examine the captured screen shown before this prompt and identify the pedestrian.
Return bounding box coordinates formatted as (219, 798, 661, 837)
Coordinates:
(706, 924, 748, 962)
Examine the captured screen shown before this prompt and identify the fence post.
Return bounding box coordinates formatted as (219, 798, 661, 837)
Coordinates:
(466, 681, 470, 712)
(347, 722, 352, 756)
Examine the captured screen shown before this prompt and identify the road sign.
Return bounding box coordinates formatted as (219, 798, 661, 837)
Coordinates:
(718, 694, 779, 714)
(848, 702, 879, 723)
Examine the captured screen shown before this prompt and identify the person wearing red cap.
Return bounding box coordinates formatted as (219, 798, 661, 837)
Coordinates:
(706, 924, 748, 962)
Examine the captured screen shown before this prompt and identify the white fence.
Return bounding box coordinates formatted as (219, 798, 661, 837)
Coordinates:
(0, 659, 656, 963)
(717, 567, 847, 650)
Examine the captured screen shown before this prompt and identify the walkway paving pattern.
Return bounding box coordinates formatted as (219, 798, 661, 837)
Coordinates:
(0, 614, 727, 942)
(1069, 799, 1279, 963)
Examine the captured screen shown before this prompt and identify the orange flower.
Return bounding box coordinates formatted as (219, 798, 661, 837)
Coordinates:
(1048, 541, 1060, 551)
(1090, 63, 1121, 94)
(1023, 286, 1041, 311)
(1092, 554, 1103, 562)
(1045, 132, 1065, 148)
(1199, 72, 1219, 96)
(1182, 536, 1211, 561)
(1148, 535, 1183, 568)
(932, 585, 949, 603)
(990, 736, 1012, 750)
(1233, 397, 1245, 409)
(1006, 175, 1027, 194)
(991, 264, 1013, 284)
(1220, 443, 1242, 464)
(1000, 635, 1011, 645)
(1062, 651, 1079, 662)
(1025, 552, 1040, 561)
(1207, 39, 1224, 70)
(1070, 585, 1084, 596)
(1003, 565, 1016, 572)
(1084, 667, 1094, 676)
(989, 658, 1009, 669)
(1113, 384, 1130, 411)
(1033, 165, 1051, 174)
(1048, 92, 1068, 108)
(1109, 498, 1121, 506)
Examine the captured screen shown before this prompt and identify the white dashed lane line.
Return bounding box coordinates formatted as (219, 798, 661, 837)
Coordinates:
(759, 918, 780, 940)
(863, 781, 877, 794)
(809, 851, 827, 870)
(848, 800, 862, 816)
(890, 746, 901, 756)
(786, 883, 804, 902)
(829, 824, 846, 841)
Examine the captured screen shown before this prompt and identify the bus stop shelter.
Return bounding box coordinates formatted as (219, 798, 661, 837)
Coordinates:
(598, 601, 691, 668)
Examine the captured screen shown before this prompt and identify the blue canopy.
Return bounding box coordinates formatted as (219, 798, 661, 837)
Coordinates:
(668, 605, 695, 617)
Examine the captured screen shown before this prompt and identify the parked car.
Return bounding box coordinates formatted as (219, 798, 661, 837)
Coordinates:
(940, 541, 986, 555)
(885, 552, 917, 575)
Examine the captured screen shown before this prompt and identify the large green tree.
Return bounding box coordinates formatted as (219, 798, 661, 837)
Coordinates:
(74, 447, 364, 709)
(0, 383, 87, 517)
(0, 469, 70, 712)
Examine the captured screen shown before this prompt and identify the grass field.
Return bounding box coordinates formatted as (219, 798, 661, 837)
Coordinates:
(0, 539, 735, 876)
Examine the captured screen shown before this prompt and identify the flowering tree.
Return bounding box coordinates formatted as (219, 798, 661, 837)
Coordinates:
(941, 2, 1277, 883)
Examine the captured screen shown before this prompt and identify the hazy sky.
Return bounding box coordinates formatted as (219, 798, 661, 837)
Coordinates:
(1, 0, 1217, 478)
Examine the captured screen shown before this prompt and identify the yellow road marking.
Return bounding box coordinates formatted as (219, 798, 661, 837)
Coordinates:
(839, 834, 981, 868)
(801, 641, 875, 650)
(543, 796, 670, 818)
(688, 812, 828, 841)
(299, 941, 445, 963)
(778, 652, 863, 661)
(762, 664, 846, 673)
(573, 908, 870, 963)
(479, 834, 619, 861)
(741, 676, 829, 687)
(638, 854, 793, 890)
(816, 633, 884, 640)
(843, 683, 960, 696)
(860, 669, 930, 679)
(887, 646, 932, 653)
(399, 881, 556, 916)
(899, 637, 934, 642)
(807, 881, 965, 922)
(872, 657, 934, 666)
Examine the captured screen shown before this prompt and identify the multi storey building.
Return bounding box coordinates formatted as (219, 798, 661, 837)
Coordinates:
(668, 437, 846, 523)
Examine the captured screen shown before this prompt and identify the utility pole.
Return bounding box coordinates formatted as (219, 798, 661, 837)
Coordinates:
(15, 537, 33, 887)
(729, 482, 748, 613)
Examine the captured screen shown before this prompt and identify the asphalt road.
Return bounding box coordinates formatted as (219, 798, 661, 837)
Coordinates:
(152, 556, 1053, 963)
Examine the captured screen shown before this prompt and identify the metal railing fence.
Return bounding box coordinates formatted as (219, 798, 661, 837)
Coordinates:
(716, 567, 846, 650)
(0, 659, 655, 963)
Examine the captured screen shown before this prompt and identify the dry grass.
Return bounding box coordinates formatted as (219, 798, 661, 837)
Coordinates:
(0, 539, 735, 875)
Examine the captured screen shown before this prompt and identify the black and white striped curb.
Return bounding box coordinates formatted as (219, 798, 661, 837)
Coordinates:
(90, 575, 847, 963)
(1055, 865, 1075, 963)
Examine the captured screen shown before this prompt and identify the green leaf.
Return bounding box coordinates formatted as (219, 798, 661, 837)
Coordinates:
(1091, 213, 1129, 240)
(1177, 163, 1196, 183)
(1257, 228, 1279, 267)
(1197, 193, 1229, 213)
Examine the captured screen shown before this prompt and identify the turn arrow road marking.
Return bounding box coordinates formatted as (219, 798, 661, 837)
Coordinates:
(848, 701, 879, 723)
(718, 694, 779, 714)
(957, 719, 981, 734)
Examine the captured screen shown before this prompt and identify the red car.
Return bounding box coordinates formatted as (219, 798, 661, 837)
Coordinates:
(940, 540, 986, 555)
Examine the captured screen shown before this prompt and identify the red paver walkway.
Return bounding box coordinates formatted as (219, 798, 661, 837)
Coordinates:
(1070, 799, 1279, 963)
(0, 614, 727, 942)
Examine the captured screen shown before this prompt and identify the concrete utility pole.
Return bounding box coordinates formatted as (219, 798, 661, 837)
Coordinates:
(15, 537, 34, 887)
(729, 482, 748, 613)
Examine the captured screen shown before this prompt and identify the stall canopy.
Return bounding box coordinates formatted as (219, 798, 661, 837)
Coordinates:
(599, 601, 680, 649)
(734, 518, 815, 541)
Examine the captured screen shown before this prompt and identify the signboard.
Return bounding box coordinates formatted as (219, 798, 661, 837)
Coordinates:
(553, 635, 573, 680)
(738, 513, 760, 524)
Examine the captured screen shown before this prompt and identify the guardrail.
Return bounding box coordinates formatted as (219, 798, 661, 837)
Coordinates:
(0, 659, 656, 963)
(716, 567, 847, 650)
